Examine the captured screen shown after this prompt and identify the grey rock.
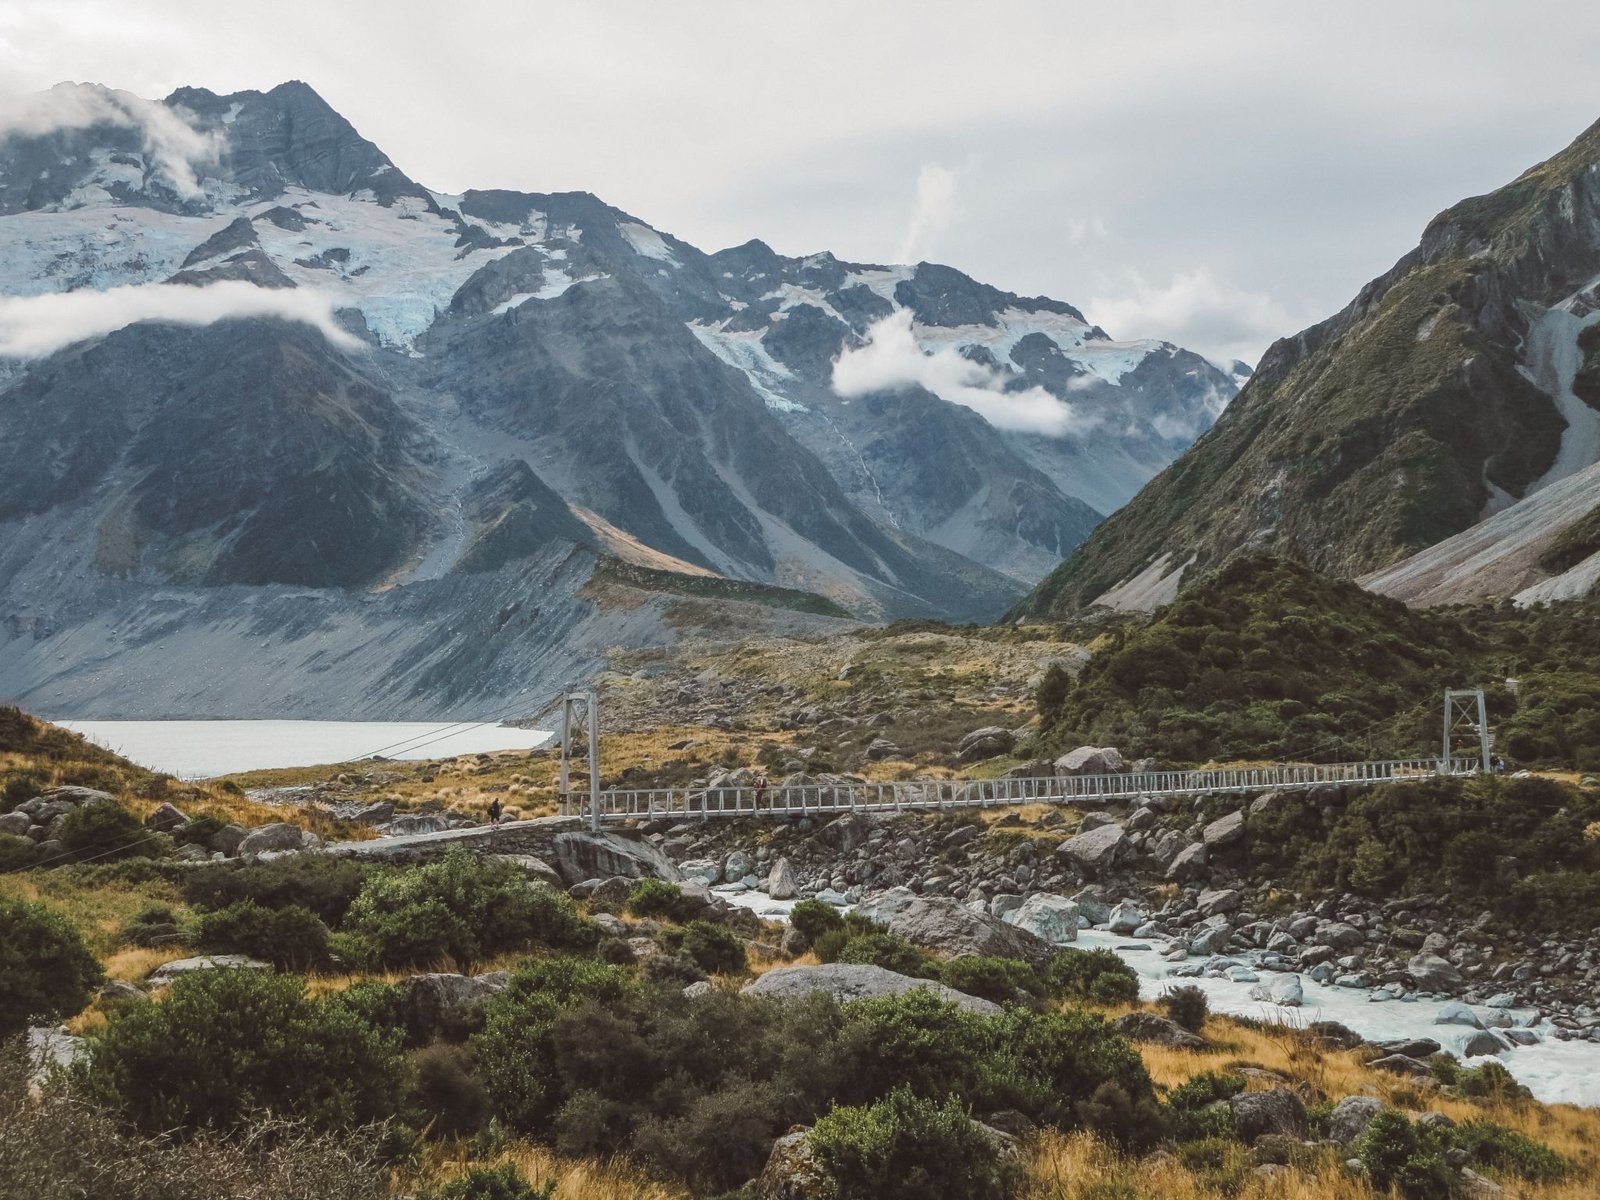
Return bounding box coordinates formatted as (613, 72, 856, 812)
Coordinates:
(1460, 1030, 1510, 1057)
(1165, 840, 1209, 882)
(144, 802, 189, 832)
(553, 831, 681, 885)
(724, 849, 755, 879)
(1202, 810, 1246, 848)
(1054, 746, 1125, 776)
(957, 726, 1015, 761)
(884, 895, 1055, 966)
(683, 980, 712, 998)
(1407, 953, 1464, 992)
(210, 823, 248, 855)
(488, 853, 564, 889)
(397, 971, 508, 1041)
(1113, 1011, 1204, 1049)
(757, 1129, 828, 1200)
(1369, 1054, 1433, 1078)
(1002, 893, 1078, 944)
(1229, 1089, 1307, 1142)
(147, 955, 271, 986)
(1435, 1002, 1484, 1029)
(1056, 823, 1129, 876)
(1195, 887, 1241, 919)
(767, 856, 799, 900)
(865, 737, 901, 761)
(0, 811, 30, 837)
(1107, 901, 1147, 935)
(679, 858, 722, 885)
(741, 963, 1000, 1015)
(235, 822, 305, 857)
(1327, 1096, 1384, 1146)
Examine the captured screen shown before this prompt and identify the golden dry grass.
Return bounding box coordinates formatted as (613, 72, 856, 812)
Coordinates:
(418, 1142, 688, 1200)
(0, 869, 188, 962)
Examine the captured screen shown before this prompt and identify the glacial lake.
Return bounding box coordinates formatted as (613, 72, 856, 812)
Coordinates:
(58, 720, 553, 779)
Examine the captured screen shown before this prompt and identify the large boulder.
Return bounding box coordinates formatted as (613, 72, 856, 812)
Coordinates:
(147, 955, 270, 987)
(767, 856, 799, 900)
(853, 887, 920, 926)
(1056, 823, 1129, 877)
(757, 1129, 828, 1200)
(1246, 974, 1303, 1007)
(1112, 1011, 1203, 1049)
(1327, 1096, 1384, 1146)
(144, 802, 189, 833)
(1407, 953, 1464, 993)
(235, 822, 306, 857)
(1435, 1002, 1484, 1029)
(1202, 810, 1246, 848)
(1164, 840, 1209, 882)
(0, 811, 30, 837)
(958, 727, 1015, 762)
(396, 972, 508, 1041)
(553, 831, 680, 885)
(1195, 888, 1241, 919)
(1107, 901, 1147, 935)
(1054, 746, 1125, 777)
(1002, 893, 1079, 944)
(487, 854, 564, 889)
(883, 895, 1055, 966)
(814, 814, 872, 853)
(1229, 1089, 1307, 1142)
(741, 963, 1000, 1015)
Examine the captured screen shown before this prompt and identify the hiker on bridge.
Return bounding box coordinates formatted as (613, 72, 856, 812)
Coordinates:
(488, 797, 503, 826)
(755, 773, 769, 806)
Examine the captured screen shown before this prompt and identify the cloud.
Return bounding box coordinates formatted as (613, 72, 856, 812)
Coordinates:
(894, 163, 955, 264)
(0, 81, 220, 198)
(0, 281, 362, 358)
(832, 309, 1092, 436)
(1087, 269, 1300, 369)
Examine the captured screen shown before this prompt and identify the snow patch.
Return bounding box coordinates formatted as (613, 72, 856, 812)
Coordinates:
(619, 221, 679, 265)
(688, 320, 807, 412)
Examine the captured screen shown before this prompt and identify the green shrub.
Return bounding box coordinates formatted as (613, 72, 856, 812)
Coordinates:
(809, 1088, 1022, 1200)
(81, 968, 408, 1134)
(327, 979, 407, 1037)
(682, 921, 747, 976)
(1158, 985, 1209, 1033)
(1452, 1118, 1572, 1182)
(977, 1006, 1156, 1137)
(1355, 1110, 1454, 1200)
(0, 833, 38, 872)
(345, 850, 597, 970)
(181, 856, 372, 925)
(196, 900, 331, 971)
(410, 1043, 491, 1139)
(1164, 1071, 1244, 1143)
(0, 893, 103, 1039)
(171, 815, 226, 849)
(0, 770, 45, 811)
(1042, 947, 1140, 1004)
(788, 898, 845, 947)
(1456, 1059, 1531, 1102)
(425, 1163, 552, 1200)
(832, 932, 936, 978)
(1076, 1080, 1167, 1151)
(121, 904, 186, 948)
(51, 802, 164, 864)
(937, 957, 1043, 1006)
(626, 878, 692, 920)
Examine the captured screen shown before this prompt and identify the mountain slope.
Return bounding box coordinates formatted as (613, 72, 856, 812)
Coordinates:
(0, 79, 1233, 714)
(1021, 117, 1600, 615)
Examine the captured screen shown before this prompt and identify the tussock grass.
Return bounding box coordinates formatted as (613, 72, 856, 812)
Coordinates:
(420, 1142, 688, 1200)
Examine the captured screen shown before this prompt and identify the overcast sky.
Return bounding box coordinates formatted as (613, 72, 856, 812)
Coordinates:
(3, 0, 1598, 365)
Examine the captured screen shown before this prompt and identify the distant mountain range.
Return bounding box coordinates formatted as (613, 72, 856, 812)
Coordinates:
(0, 80, 1234, 716)
(1022, 116, 1600, 616)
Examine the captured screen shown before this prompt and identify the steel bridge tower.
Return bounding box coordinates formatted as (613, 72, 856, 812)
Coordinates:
(556, 690, 602, 832)
(1442, 686, 1491, 774)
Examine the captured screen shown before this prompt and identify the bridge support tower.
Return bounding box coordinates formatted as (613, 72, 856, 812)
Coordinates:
(557, 690, 601, 832)
(1442, 687, 1490, 774)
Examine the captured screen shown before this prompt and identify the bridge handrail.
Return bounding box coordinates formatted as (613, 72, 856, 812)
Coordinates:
(566, 756, 1482, 824)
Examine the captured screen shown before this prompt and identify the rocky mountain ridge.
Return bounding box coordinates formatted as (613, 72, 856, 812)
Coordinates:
(1023, 116, 1600, 616)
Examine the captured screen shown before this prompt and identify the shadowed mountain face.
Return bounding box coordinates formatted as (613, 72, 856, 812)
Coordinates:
(1022, 117, 1600, 617)
(0, 79, 1234, 714)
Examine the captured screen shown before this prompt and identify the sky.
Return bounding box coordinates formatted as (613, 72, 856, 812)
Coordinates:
(2, 0, 1599, 366)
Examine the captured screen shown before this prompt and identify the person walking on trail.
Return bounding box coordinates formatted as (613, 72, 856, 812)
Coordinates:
(488, 797, 503, 826)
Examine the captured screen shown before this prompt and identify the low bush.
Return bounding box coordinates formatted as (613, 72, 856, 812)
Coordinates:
(1164, 1071, 1244, 1143)
(181, 856, 372, 926)
(937, 957, 1043, 1006)
(81, 968, 408, 1134)
(410, 1043, 492, 1139)
(196, 900, 332, 971)
(1042, 947, 1140, 1004)
(171, 815, 226, 848)
(809, 1088, 1022, 1200)
(788, 898, 845, 948)
(1355, 1110, 1454, 1200)
(0, 893, 104, 1039)
(1455, 1058, 1531, 1102)
(52, 802, 164, 864)
(1, 770, 45, 811)
(827, 932, 937, 978)
(1158, 984, 1209, 1033)
(682, 921, 747, 975)
(0, 833, 38, 872)
(424, 1163, 552, 1200)
(345, 850, 597, 970)
(626, 878, 692, 920)
(1452, 1118, 1573, 1182)
(121, 904, 186, 948)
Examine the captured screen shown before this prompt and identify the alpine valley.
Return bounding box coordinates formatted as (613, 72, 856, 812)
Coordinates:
(0, 81, 1236, 718)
